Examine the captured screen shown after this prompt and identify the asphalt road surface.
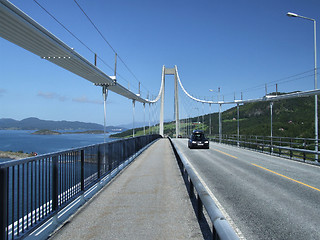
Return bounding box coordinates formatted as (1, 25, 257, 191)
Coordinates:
(173, 139, 320, 240)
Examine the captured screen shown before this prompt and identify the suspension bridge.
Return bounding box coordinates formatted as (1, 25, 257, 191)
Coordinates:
(1, 1, 320, 239)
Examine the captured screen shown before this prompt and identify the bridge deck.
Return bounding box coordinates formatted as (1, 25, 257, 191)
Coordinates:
(50, 138, 203, 239)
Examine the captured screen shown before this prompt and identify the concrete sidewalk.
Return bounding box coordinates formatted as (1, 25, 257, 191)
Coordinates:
(50, 138, 203, 240)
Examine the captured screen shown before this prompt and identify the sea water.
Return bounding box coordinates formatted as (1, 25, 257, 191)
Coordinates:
(0, 130, 118, 224)
(0, 130, 115, 157)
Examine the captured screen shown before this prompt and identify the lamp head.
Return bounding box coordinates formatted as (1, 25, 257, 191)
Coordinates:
(287, 12, 298, 17)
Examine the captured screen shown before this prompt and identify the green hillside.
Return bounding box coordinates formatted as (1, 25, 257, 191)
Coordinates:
(199, 94, 317, 138)
(111, 93, 318, 139)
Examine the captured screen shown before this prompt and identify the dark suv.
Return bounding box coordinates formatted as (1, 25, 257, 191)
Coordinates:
(188, 130, 209, 149)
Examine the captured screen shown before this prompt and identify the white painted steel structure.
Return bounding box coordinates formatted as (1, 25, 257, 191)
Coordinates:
(0, 0, 149, 103)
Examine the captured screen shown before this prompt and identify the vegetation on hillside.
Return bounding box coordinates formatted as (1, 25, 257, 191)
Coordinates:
(208, 95, 317, 138)
(110, 93, 318, 139)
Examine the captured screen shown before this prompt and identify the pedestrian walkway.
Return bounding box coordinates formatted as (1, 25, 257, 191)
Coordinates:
(50, 138, 203, 239)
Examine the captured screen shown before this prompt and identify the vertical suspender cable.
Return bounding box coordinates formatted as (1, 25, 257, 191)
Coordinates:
(132, 100, 136, 137)
(148, 103, 151, 135)
(143, 103, 146, 135)
(103, 86, 108, 143)
(209, 104, 212, 136)
(237, 103, 240, 147)
(270, 102, 273, 153)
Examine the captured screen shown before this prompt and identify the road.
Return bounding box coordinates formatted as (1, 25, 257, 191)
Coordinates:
(172, 139, 320, 240)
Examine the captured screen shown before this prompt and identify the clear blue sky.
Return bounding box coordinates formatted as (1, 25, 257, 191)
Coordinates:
(1, 0, 319, 126)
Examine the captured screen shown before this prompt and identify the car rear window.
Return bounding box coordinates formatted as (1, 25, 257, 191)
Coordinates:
(192, 133, 205, 140)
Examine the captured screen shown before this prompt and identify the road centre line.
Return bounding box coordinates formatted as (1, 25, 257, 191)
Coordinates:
(251, 163, 320, 192)
(213, 149, 238, 159)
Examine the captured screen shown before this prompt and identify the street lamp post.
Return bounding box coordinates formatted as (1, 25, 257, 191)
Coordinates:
(287, 12, 318, 162)
(209, 88, 221, 101)
(209, 103, 212, 136)
(219, 103, 222, 143)
(237, 103, 240, 147)
(209, 88, 221, 137)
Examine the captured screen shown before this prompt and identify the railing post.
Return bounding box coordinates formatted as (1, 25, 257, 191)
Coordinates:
(244, 135, 248, 148)
(97, 147, 101, 180)
(189, 179, 194, 197)
(97, 147, 101, 189)
(51, 156, 59, 227)
(134, 138, 137, 156)
(212, 225, 218, 240)
(52, 156, 59, 214)
(0, 168, 8, 240)
(121, 141, 125, 163)
(270, 144, 272, 154)
(290, 139, 293, 159)
(197, 194, 203, 220)
(116, 142, 120, 167)
(123, 140, 127, 163)
(279, 147, 281, 156)
(81, 150, 85, 192)
(108, 144, 112, 171)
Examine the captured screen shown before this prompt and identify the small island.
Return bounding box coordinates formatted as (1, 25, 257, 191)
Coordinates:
(64, 130, 105, 134)
(32, 129, 61, 135)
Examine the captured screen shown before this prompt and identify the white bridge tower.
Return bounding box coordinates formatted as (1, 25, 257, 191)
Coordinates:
(159, 66, 179, 137)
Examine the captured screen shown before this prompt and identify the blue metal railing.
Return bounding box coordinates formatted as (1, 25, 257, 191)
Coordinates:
(0, 134, 161, 240)
(211, 134, 319, 163)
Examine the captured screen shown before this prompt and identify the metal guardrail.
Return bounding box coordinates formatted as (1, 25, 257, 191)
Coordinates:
(0, 134, 161, 240)
(211, 134, 319, 163)
(168, 138, 239, 240)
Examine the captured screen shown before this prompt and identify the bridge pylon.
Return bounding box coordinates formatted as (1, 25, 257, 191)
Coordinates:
(159, 66, 179, 138)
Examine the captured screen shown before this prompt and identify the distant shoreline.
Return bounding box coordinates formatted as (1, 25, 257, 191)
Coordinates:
(31, 129, 106, 135)
(0, 130, 116, 160)
(0, 151, 34, 160)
